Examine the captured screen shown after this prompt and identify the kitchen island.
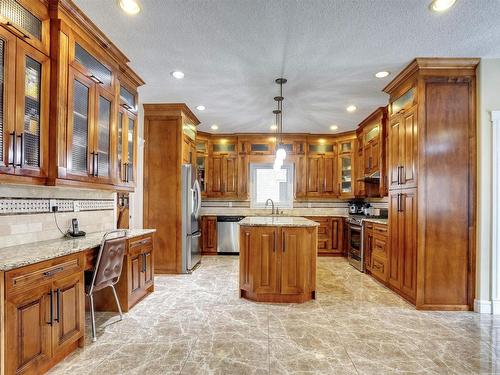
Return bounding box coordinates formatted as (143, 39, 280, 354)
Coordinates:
(238, 217, 319, 303)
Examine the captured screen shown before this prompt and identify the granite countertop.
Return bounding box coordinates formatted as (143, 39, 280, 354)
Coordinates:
(362, 217, 388, 225)
(238, 216, 320, 227)
(0, 229, 156, 272)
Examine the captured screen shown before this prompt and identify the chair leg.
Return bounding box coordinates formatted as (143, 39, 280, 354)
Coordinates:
(88, 294, 97, 342)
(110, 285, 123, 321)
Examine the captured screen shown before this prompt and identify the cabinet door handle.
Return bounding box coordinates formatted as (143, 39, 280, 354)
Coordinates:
(400, 166, 405, 184)
(89, 75, 104, 85)
(282, 231, 285, 253)
(47, 290, 54, 325)
(55, 288, 61, 322)
(8, 131, 16, 167)
(16, 133, 24, 167)
(142, 253, 147, 273)
(4, 22, 30, 39)
(90, 152, 95, 176)
(95, 153, 99, 177)
(43, 266, 64, 277)
(274, 230, 277, 253)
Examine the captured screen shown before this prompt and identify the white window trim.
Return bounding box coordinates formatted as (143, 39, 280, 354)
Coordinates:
(249, 163, 294, 209)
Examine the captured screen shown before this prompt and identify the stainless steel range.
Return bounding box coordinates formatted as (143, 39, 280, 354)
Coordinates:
(347, 215, 364, 272)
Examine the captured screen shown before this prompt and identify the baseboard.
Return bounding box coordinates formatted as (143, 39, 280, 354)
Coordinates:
(474, 299, 492, 314)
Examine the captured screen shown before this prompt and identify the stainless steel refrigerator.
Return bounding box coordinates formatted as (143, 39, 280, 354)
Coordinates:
(181, 164, 202, 273)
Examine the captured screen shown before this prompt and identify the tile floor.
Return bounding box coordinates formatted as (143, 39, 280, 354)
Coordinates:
(49, 256, 499, 374)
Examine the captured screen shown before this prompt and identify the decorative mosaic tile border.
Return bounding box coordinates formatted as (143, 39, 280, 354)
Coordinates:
(0, 198, 115, 215)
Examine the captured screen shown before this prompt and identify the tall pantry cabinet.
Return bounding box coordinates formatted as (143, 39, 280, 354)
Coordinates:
(384, 58, 478, 310)
(143, 104, 200, 273)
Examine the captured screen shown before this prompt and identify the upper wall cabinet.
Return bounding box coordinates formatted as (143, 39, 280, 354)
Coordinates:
(0, 0, 50, 55)
(0, 7, 50, 183)
(116, 77, 139, 190)
(45, 1, 144, 190)
(355, 107, 388, 198)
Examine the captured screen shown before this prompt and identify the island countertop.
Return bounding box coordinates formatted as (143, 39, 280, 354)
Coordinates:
(238, 216, 320, 227)
(0, 229, 156, 272)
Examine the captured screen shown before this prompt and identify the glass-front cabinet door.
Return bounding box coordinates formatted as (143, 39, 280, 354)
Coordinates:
(339, 154, 353, 197)
(95, 88, 112, 181)
(117, 106, 136, 187)
(13, 39, 49, 178)
(67, 68, 94, 179)
(0, 27, 16, 174)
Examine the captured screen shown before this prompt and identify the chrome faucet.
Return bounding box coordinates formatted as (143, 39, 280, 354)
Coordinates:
(265, 198, 275, 215)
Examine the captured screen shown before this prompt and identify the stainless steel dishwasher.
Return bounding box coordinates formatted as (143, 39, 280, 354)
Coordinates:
(217, 216, 245, 254)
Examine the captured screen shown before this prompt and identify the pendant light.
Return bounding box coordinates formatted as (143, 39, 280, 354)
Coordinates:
(274, 78, 287, 166)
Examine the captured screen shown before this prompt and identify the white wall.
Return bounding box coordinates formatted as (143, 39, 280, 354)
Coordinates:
(475, 59, 500, 313)
(129, 104, 144, 229)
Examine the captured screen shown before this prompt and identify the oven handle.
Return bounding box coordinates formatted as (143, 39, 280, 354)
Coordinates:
(348, 224, 362, 231)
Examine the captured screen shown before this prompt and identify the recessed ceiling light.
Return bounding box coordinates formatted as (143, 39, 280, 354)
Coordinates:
(375, 71, 390, 78)
(270, 124, 278, 131)
(429, 0, 456, 12)
(211, 124, 219, 130)
(196, 105, 206, 111)
(346, 105, 357, 113)
(119, 0, 141, 15)
(330, 125, 339, 131)
(171, 71, 184, 79)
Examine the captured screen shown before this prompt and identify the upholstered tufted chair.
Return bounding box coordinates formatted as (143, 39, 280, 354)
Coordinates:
(85, 230, 127, 342)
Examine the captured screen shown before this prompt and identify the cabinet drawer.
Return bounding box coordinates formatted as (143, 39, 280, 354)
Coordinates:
(372, 236, 388, 257)
(6, 254, 83, 297)
(364, 222, 373, 230)
(373, 223, 388, 236)
(371, 255, 388, 283)
(318, 240, 329, 250)
(129, 235, 153, 250)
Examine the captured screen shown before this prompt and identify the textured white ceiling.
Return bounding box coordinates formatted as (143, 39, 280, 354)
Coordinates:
(75, 0, 500, 133)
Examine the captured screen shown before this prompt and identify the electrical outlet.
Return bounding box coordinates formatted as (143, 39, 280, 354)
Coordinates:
(49, 199, 58, 212)
(73, 201, 80, 212)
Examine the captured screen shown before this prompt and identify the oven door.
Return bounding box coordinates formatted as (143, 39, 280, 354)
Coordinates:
(348, 224, 364, 272)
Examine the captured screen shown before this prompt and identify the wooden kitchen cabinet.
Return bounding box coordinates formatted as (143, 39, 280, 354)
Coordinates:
(388, 104, 418, 191)
(51, 272, 85, 353)
(5, 253, 85, 375)
(144, 104, 199, 273)
(388, 189, 417, 301)
(115, 80, 138, 190)
(383, 58, 478, 310)
(0, 29, 50, 183)
(304, 216, 343, 256)
(239, 224, 317, 303)
(5, 283, 53, 375)
(208, 154, 238, 198)
(306, 155, 338, 197)
(92, 233, 155, 311)
(196, 132, 209, 196)
(355, 107, 388, 198)
(202, 216, 218, 254)
(338, 137, 355, 198)
(46, 3, 144, 190)
(364, 221, 389, 284)
(116, 106, 137, 188)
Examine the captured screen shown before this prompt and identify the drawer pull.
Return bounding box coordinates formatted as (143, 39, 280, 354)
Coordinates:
(373, 263, 383, 271)
(43, 267, 64, 277)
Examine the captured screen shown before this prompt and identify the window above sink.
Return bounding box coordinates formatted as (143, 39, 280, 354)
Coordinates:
(250, 163, 294, 209)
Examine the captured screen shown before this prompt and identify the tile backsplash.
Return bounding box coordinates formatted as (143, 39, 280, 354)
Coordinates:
(0, 184, 116, 249)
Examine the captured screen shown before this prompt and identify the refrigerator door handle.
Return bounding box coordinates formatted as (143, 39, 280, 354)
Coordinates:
(188, 231, 202, 238)
(193, 179, 202, 219)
